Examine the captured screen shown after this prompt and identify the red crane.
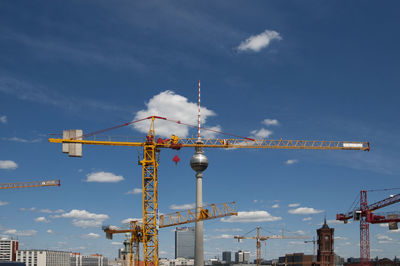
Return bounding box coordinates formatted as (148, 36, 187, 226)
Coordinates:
(336, 190, 400, 266)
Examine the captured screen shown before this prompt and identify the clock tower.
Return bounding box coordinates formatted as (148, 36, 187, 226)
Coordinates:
(317, 218, 335, 266)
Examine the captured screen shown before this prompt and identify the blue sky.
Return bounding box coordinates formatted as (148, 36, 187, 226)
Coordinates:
(1, 0, 400, 261)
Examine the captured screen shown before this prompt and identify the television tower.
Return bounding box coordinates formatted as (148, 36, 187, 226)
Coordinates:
(190, 80, 208, 266)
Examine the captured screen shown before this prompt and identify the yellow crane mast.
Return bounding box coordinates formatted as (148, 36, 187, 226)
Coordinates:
(234, 226, 308, 266)
(49, 115, 369, 266)
(0, 179, 60, 189)
(103, 202, 237, 266)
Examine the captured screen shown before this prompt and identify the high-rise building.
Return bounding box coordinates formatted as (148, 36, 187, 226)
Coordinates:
(243, 251, 250, 264)
(71, 252, 109, 266)
(222, 251, 231, 263)
(175, 227, 195, 259)
(0, 238, 18, 262)
(235, 251, 243, 263)
(317, 219, 335, 266)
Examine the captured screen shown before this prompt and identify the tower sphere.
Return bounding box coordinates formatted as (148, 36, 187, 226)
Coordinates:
(190, 152, 208, 172)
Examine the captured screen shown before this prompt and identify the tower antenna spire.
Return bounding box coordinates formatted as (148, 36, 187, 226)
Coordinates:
(197, 80, 201, 142)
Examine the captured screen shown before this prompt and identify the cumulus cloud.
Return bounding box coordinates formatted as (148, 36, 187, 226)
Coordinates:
(288, 207, 324, 215)
(111, 242, 122, 245)
(46, 229, 54, 234)
(302, 217, 312, 221)
(272, 204, 280, 209)
(169, 203, 195, 210)
(0, 115, 7, 124)
(85, 171, 124, 183)
(221, 210, 281, 223)
(19, 207, 36, 212)
(237, 30, 282, 52)
(288, 203, 300, 208)
(81, 233, 100, 239)
(376, 234, 393, 241)
(0, 160, 18, 170)
(262, 119, 279, 126)
(286, 159, 299, 165)
(216, 234, 233, 239)
(126, 188, 142, 195)
(4, 229, 37, 236)
(0, 201, 9, 206)
(52, 209, 109, 228)
(121, 218, 142, 225)
(34, 217, 50, 223)
(202, 125, 222, 139)
(132, 91, 216, 138)
(250, 128, 273, 139)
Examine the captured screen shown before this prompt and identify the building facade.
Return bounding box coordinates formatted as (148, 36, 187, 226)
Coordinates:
(285, 253, 313, 266)
(222, 251, 231, 263)
(317, 219, 335, 266)
(175, 227, 195, 259)
(17, 250, 70, 266)
(0, 238, 18, 262)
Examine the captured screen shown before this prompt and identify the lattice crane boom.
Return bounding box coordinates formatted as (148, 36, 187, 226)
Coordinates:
(0, 179, 60, 189)
(49, 116, 369, 266)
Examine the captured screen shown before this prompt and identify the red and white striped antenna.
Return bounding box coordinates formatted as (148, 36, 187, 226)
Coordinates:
(197, 80, 201, 141)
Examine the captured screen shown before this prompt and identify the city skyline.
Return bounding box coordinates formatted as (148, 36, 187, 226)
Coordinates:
(1, 0, 400, 261)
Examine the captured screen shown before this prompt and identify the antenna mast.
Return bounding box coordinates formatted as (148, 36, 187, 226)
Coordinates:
(197, 80, 201, 142)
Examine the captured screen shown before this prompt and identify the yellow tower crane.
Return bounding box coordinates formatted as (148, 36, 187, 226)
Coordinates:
(103, 202, 237, 266)
(0, 179, 60, 189)
(234, 226, 308, 266)
(49, 115, 369, 266)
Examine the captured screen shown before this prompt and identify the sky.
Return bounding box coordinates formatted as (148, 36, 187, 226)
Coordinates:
(1, 0, 400, 261)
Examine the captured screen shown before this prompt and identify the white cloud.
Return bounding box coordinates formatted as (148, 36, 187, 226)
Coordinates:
(288, 207, 324, 215)
(169, 203, 195, 210)
(20, 207, 36, 212)
(85, 171, 124, 183)
(335, 236, 349, 241)
(288, 241, 306, 245)
(4, 229, 37, 236)
(72, 220, 102, 228)
(202, 125, 222, 139)
(2, 137, 41, 143)
(302, 217, 312, 222)
(286, 159, 299, 165)
(262, 119, 279, 126)
(326, 219, 346, 225)
(126, 188, 142, 195)
(52, 209, 108, 228)
(288, 203, 300, 208)
(46, 229, 54, 234)
(272, 204, 280, 209)
(81, 233, 100, 239)
(0, 115, 7, 124)
(54, 209, 65, 213)
(121, 218, 142, 225)
(0, 160, 18, 170)
(54, 209, 109, 220)
(34, 217, 50, 223)
(294, 230, 307, 235)
(237, 30, 282, 52)
(216, 234, 233, 239)
(132, 91, 216, 138)
(0, 201, 9, 206)
(111, 242, 122, 245)
(221, 210, 282, 223)
(250, 128, 273, 139)
(376, 234, 393, 241)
